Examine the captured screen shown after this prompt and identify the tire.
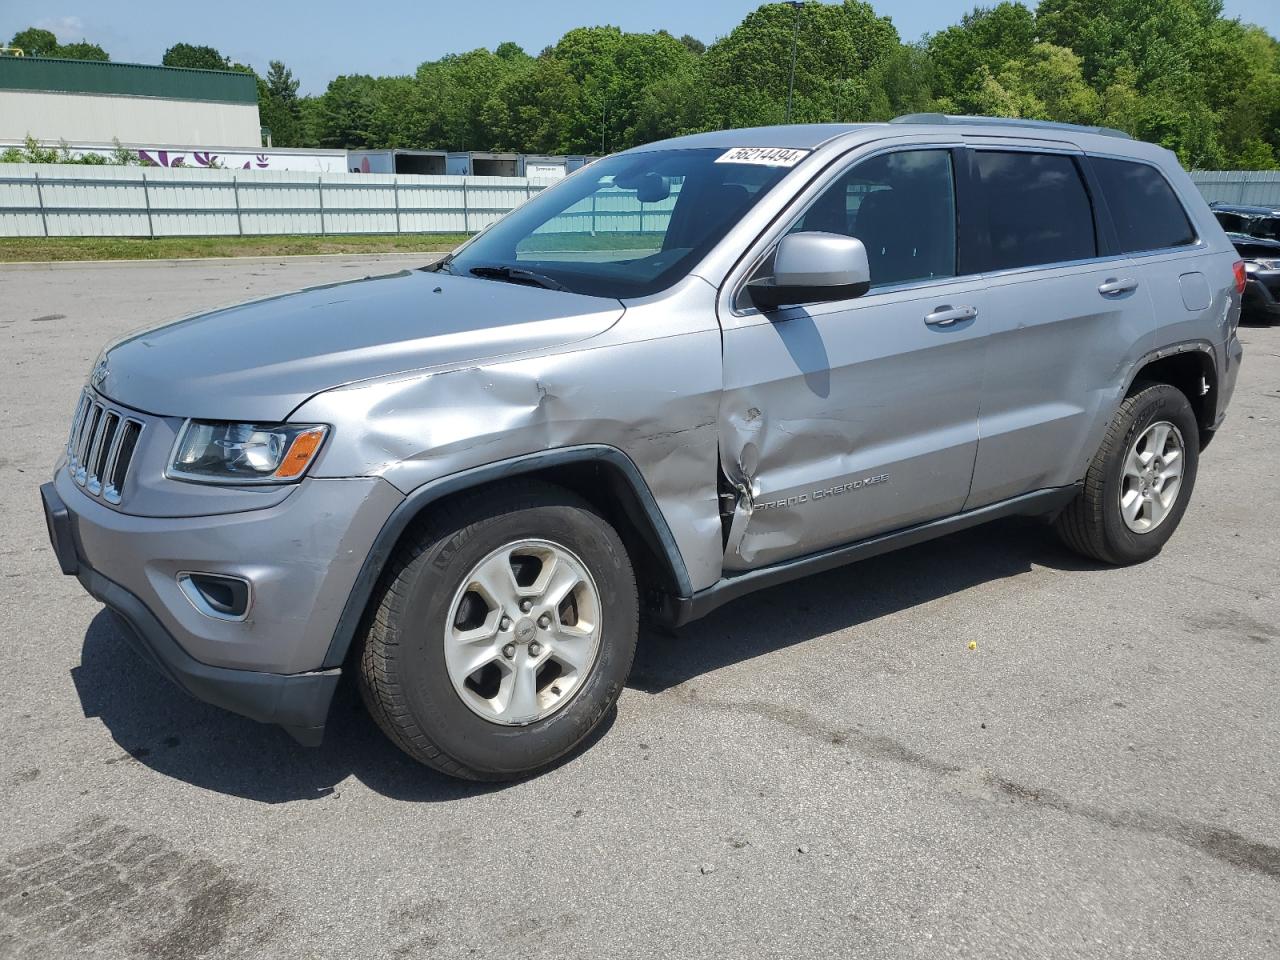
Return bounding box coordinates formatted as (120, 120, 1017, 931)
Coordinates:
(357, 480, 638, 780)
(1055, 382, 1199, 565)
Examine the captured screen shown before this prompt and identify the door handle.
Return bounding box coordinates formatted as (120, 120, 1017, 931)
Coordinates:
(1098, 277, 1138, 297)
(924, 305, 978, 327)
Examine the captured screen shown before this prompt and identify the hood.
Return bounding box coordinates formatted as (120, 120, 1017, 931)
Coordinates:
(95, 269, 625, 421)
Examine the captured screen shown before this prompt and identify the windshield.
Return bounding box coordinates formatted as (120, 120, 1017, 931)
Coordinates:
(443, 148, 796, 299)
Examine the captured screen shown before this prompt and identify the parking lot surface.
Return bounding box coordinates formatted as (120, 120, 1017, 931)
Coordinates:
(1, 254, 1277, 959)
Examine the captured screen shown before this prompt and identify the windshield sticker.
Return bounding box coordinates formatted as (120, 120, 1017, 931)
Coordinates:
(715, 147, 810, 168)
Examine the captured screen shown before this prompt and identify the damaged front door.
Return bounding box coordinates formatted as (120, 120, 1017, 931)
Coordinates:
(718, 146, 987, 572)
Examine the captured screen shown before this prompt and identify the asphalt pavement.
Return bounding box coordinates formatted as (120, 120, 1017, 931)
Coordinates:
(1, 254, 1277, 959)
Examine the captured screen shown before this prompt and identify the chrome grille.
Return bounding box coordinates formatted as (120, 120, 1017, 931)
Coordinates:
(67, 391, 143, 505)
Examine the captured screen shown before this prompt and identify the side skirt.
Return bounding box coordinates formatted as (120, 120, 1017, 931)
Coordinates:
(660, 484, 1080, 628)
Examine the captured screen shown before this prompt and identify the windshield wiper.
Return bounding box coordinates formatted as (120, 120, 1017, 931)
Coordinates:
(467, 264, 568, 292)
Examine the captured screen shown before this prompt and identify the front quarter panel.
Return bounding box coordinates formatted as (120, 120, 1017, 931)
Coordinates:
(292, 276, 728, 592)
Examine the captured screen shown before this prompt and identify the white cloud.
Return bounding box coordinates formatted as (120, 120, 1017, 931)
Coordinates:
(34, 15, 87, 42)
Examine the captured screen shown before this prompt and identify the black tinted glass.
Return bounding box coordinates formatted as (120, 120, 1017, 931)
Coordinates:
(1092, 157, 1196, 253)
(974, 151, 1097, 270)
(1252, 217, 1280, 241)
(1214, 211, 1249, 234)
(792, 149, 956, 287)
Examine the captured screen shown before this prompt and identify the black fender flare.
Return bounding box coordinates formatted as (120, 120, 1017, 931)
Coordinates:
(1123, 338, 1220, 433)
(321, 444, 692, 669)
(1124, 339, 1218, 396)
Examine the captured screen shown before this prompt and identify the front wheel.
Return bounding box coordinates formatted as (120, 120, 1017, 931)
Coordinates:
(1055, 382, 1200, 565)
(357, 480, 638, 780)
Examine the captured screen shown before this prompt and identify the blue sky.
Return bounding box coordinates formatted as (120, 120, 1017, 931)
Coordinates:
(5, 0, 1279, 94)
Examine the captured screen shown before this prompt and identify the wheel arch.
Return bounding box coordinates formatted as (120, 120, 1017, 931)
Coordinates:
(1124, 341, 1218, 444)
(321, 445, 692, 669)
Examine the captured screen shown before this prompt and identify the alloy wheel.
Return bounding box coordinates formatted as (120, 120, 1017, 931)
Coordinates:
(1119, 420, 1185, 533)
(443, 539, 602, 725)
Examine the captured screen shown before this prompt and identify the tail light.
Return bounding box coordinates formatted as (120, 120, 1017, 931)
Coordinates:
(1233, 260, 1246, 295)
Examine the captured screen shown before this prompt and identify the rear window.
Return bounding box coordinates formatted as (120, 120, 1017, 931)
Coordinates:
(1251, 217, 1280, 242)
(1091, 158, 1196, 253)
(973, 151, 1098, 271)
(1213, 210, 1250, 234)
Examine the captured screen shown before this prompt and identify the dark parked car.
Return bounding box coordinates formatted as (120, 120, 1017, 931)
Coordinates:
(1211, 202, 1280, 323)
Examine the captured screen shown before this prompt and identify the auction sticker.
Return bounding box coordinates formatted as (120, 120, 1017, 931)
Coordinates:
(715, 147, 810, 167)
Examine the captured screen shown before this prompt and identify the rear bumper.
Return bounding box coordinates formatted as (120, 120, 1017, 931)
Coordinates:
(42, 480, 349, 745)
(1212, 333, 1244, 432)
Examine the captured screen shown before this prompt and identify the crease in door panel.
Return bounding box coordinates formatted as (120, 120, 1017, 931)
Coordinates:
(721, 403, 764, 562)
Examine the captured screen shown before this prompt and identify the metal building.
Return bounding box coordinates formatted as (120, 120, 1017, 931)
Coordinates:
(0, 56, 261, 147)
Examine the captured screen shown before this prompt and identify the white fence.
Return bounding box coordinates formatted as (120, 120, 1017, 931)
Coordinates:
(0, 165, 558, 238)
(1189, 171, 1280, 207)
(3, 163, 1275, 240)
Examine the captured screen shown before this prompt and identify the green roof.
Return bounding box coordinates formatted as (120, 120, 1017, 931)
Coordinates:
(0, 56, 258, 105)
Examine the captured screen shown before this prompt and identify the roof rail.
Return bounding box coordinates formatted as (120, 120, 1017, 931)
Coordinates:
(889, 113, 1132, 141)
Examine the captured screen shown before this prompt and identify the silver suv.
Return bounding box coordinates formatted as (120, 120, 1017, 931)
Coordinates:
(41, 116, 1244, 780)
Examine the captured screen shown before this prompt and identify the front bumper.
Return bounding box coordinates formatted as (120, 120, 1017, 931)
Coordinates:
(1243, 270, 1280, 322)
(41, 472, 402, 744)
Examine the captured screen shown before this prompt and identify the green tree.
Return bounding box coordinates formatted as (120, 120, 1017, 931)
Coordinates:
(968, 43, 1099, 124)
(266, 60, 299, 101)
(609, 29, 700, 146)
(258, 60, 302, 146)
(482, 55, 579, 152)
(295, 95, 325, 147)
(410, 48, 530, 149)
(494, 41, 527, 61)
(314, 74, 394, 147)
(678, 34, 706, 56)
(1035, 0, 1223, 89)
(162, 43, 231, 71)
(1094, 66, 1222, 167)
(864, 43, 935, 119)
(926, 3, 1037, 112)
(1200, 21, 1280, 168)
(54, 41, 108, 61)
(700, 0, 901, 127)
(163, 0, 1280, 171)
(8, 26, 109, 60)
(9, 27, 59, 56)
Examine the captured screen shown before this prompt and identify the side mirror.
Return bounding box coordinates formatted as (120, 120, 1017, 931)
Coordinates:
(747, 231, 871, 311)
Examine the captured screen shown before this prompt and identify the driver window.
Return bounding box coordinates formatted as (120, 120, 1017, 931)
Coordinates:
(790, 149, 957, 288)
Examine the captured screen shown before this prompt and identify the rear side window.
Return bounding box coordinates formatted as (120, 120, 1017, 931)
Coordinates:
(973, 151, 1098, 271)
(1091, 158, 1196, 253)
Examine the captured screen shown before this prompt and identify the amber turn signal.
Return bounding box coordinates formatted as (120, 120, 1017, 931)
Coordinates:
(272, 427, 328, 479)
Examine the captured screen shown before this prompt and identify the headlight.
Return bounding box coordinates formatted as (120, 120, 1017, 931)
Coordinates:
(1251, 258, 1280, 271)
(168, 421, 328, 484)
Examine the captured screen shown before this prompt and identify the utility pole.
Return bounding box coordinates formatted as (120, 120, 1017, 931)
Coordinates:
(785, 1, 803, 124)
(601, 100, 608, 155)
